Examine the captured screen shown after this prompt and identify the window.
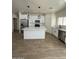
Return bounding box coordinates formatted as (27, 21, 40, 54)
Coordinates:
(57, 17, 66, 25)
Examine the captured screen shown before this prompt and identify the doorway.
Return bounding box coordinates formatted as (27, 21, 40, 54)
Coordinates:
(13, 18, 17, 32)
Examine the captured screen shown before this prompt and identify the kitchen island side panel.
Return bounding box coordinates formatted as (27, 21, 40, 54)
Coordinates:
(24, 30, 45, 39)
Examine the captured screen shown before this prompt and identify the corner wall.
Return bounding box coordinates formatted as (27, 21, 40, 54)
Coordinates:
(44, 14, 52, 33)
(44, 13, 56, 33)
(56, 7, 66, 17)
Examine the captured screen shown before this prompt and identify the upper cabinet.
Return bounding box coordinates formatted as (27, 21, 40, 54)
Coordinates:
(40, 16, 44, 23)
(19, 14, 28, 19)
(29, 15, 44, 27)
(19, 12, 45, 27)
(29, 15, 44, 23)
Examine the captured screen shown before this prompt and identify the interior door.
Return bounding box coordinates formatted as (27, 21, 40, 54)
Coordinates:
(13, 18, 17, 32)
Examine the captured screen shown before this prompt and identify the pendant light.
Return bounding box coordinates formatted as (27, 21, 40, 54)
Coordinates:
(26, 0, 30, 27)
(27, 5, 30, 19)
(26, 0, 30, 18)
(38, 6, 41, 19)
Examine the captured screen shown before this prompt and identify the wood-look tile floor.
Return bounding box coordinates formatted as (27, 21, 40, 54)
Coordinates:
(12, 32, 66, 59)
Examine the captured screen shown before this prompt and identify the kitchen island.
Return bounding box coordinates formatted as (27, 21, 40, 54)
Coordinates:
(22, 26, 46, 39)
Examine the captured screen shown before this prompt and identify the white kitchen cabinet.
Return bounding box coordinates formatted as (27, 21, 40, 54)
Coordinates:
(52, 27, 58, 38)
(29, 15, 45, 27)
(29, 15, 44, 23)
(20, 14, 27, 19)
(40, 16, 44, 23)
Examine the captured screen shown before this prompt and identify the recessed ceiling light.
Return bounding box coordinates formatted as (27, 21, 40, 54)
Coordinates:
(38, 6, 40, 8)
(49, 7, 53, 9)
(27, 5, 30, 8)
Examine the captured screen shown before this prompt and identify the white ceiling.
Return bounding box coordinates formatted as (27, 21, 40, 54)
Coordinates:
(12, 0, 66, 14)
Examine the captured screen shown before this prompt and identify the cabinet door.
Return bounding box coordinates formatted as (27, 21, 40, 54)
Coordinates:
(58, 30, 66, 43)
(58, 30, 62, 40)
(40, 16, 44, 23)
(62, 32, 66, 42)
(20, 15, 27, 19)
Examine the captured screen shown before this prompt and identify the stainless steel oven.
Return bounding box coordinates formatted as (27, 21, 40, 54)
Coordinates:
(35, 24, 40, 27)
(35, 20, 40, 27)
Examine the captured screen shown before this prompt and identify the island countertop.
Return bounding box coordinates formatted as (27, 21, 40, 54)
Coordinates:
(58, 28, 66, 32)
(22, 26, 46, 31)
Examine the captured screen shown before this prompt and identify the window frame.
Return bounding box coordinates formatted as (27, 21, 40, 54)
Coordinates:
(57, 17, 66, 26)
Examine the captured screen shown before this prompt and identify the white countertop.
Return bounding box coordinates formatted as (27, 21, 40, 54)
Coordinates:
(22, 26, 46, 31)
(59, 28, 66, 31)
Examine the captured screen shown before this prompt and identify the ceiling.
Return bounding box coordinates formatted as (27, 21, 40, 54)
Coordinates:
(12, 0, 66, 14)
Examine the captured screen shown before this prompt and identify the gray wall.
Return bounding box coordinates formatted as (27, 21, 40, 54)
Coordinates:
(56, 7, 66, 17)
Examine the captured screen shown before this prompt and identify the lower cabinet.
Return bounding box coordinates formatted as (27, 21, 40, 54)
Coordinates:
(58, 30, 66, 43)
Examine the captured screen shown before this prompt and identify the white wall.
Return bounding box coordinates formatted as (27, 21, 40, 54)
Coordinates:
(12, 13, 17, 18)
(51, 14, 58, 37)
(45, 14, 51, 33)
(45, 13, 57, 34)
(51, 14, 57, 27)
